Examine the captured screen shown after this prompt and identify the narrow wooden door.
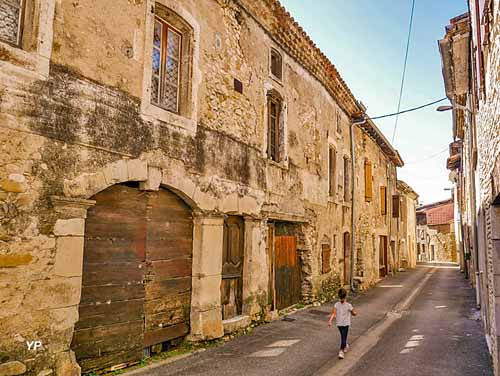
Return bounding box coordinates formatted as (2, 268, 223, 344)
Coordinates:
(274, 236, 300, 310)
(379, 236, 388, 277)
(221, 216, 244, 319)
(343, 232, 350, 285)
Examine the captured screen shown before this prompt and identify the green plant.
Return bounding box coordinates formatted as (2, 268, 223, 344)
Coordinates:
(318, 273, 341, 303)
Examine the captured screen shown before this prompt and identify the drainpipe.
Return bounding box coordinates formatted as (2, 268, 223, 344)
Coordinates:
(350, 118, 366, 291)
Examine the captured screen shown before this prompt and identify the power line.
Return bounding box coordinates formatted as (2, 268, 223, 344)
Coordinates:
(365, 97, 447, 121)
(404, 147, 448, 164)
(392, 0, 417, 145)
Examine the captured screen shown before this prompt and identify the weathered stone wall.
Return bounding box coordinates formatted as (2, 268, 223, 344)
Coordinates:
(353, 129, 397, 288)
(0, 0, 402, 374)
(470, 0, 500, 373)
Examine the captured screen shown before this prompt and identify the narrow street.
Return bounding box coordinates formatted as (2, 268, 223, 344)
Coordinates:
(127, 266, 492, 376)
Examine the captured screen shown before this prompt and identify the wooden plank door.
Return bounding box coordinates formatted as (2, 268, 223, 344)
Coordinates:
(343, 232, 350, 285)
(73, 185, 193, 373)
(379, 236, 388, 277)
(267, 224, 276, 309)
(221, 216, 244, 319)
(72, 184, 147, 373)
(274, 236, 300, 310)
(143, 188, 193, 347)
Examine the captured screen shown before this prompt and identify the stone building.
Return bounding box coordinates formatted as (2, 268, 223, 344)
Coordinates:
(0, 0, 407, 374)
(439, 4, 500, 374)
(416, 199, 457, 263)
(396, 180, 419, 269)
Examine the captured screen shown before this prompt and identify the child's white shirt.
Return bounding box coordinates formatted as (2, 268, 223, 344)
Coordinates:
(334, 301, 353, 326)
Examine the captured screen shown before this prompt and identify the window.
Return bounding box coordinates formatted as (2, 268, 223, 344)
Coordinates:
(336, 109, 342, 134)
(0, 0, 24, 46)
(267, 92, 282, 162)
(151, 17, 182, 113)
(380, 186, 387, 215)
(328, 146, 336, 197)
(321, 244, 331, 274)
(392, 195, 400, 218)
(343, 156, 350, 201)
(270, 48, 282, 80)
(364, 160, 373, 202)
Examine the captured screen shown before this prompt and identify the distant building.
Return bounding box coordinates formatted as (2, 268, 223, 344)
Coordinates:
(416, 199, 457, 263)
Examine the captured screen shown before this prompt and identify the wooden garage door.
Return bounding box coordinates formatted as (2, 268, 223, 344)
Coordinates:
(72, 184, 192, 373)
(275, 236, 301, 310)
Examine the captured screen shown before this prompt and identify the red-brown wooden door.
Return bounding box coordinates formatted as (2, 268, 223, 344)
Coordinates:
(379, 236, 388, 277)
(72, 184, 192, 373)
(343, 232, 351, 285)
(221, 216, 244, 319)
(274, 236, 301, 310)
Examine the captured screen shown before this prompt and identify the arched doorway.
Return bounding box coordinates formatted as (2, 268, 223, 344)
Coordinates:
(71, 183, 193, 373)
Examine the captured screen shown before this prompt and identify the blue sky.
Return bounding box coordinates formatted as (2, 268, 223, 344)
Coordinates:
(279, 0, 468, 205)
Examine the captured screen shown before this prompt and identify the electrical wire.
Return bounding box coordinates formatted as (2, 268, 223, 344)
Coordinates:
(392, 0, 417, 145)
(404, 147, 448, 164)
(364, 97, 448, 121)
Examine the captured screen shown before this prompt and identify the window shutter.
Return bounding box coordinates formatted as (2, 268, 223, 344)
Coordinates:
(343, 157, 350, 201)
(380, 186, 387, 215)
(364, 160, 372, 202)
(329, 147, 336, 196)
(321, 244, 331, 274)
(392, 195, 400, 218)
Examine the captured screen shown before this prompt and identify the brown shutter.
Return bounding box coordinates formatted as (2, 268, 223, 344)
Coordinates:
(392, 195, 400, 218)
(364, 160, 372, 202)
(329, 147, 336, 196)
(321, 244, 331, 274)
(380, 186, 387, 215)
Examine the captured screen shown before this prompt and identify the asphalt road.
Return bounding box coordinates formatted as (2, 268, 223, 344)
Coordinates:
(128, 267, 438, 376)
(346, 266, 492, 376)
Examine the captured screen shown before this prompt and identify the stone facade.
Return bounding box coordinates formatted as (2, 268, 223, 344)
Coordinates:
(396, 180, 419, 269)
(416, 199, 457, 263)
(440, 4, 500, 374)
(0, 0, 413, 374)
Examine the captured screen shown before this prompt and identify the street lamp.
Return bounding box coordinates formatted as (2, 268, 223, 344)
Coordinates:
(436, 102, 474, 114)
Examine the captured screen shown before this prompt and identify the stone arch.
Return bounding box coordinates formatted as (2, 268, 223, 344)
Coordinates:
(62, 159, 217, 212)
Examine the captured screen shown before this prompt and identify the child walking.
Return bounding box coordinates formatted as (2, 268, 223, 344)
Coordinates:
(328, 288, 357, 359)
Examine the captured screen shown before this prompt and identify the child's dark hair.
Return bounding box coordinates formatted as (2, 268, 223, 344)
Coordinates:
(338, 288, 347, 301)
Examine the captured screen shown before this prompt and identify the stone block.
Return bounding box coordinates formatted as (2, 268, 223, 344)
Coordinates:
(50, 306, 79, 331)
(53, 219, 85, 236)
(37, 370, 53, 376)
(192, 217, 224, 276)
(103, 160, 128, 185)
(221, 192, 238, 213)
(55, 351, 80, 376)
(189, 307, 223, 341)
(191, 274, 222, 310)
(239, 195, 259, 215)
(85, 171, 107, 197)
(27, 277, 82, 310)
(0, 254, 33, 268)
(127, 159, 148, 181)
(222, 315, 250, 334)
(0, 174, 27, 193)
(54, 237, 84, 277)
(140, 166, 162, 191)
(0, 361, 27, 375)
(193, 189, 217, 212)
